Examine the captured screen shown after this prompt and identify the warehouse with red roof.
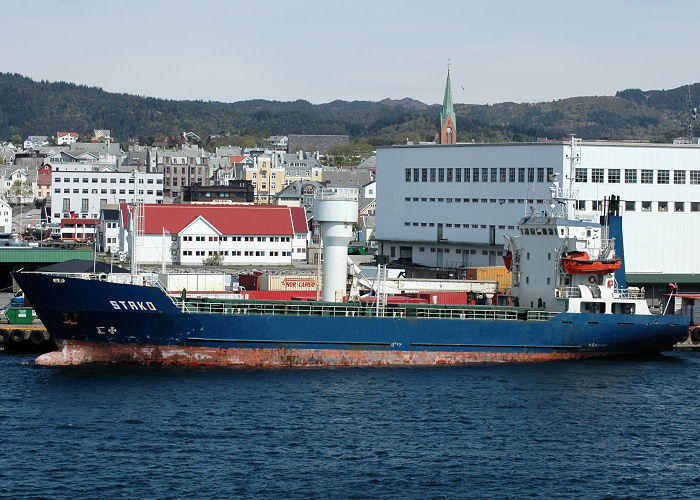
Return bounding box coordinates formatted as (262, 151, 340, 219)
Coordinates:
(119, 204, 309, 265)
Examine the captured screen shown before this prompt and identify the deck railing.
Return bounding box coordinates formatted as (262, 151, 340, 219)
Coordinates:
(171, 298, 521, 321)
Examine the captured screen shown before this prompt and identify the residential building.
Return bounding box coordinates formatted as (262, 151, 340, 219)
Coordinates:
(37, 164, 52, 200)
(23, 136, 49, 150)
(98, 207, 120, 253)
(283, 152, 323, 185)
(376, 140, 700, 294)
(275, 180, 324, 209)
(120, 204, 309, 266)
(93, 129, 111, 141)
(266, 135, 288, 150)
(0, 199, 12, 233)
(234, 155, 286, 203)
(57, 132, 78, 145)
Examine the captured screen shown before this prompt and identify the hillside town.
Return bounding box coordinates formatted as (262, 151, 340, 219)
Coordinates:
(0, 128, 377, 267)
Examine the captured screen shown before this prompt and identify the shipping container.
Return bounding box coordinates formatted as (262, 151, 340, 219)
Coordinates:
(159, 273, 228, 292)
(238, 272, 261, 291)
(360, 296, 429, 304)
(464, 267, 512, 291)
(416, 291, 473, 305)
(259, 274, 320, 291)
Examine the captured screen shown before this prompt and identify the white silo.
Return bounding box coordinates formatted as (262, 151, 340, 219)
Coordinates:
(315, 193, 358, 302)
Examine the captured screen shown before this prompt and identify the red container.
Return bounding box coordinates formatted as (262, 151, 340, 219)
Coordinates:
(238, 272, 262, 291)
(417, 292, 472, 305)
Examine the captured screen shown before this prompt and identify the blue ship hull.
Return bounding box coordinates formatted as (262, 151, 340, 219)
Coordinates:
(13, 272, 689, 367)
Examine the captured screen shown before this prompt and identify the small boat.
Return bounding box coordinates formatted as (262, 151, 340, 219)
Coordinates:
(561, 251, 622, 275)
(503, 251, 512, 271)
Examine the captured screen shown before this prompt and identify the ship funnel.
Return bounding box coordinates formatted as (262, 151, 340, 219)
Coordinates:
(315, 191, 358, 302)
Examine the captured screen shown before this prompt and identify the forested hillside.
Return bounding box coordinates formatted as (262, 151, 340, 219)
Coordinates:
(0, 73, 697, 145)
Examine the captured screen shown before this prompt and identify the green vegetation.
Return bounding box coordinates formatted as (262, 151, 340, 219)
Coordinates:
(0, 73, 697, 145)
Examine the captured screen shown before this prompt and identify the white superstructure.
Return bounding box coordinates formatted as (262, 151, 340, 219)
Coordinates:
(376, 140, 700, 287)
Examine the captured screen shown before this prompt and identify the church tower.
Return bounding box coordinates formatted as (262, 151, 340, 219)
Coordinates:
(439, 70, 457, 144)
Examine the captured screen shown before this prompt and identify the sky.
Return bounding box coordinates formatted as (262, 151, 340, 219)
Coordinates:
(2, 0, 699, 105)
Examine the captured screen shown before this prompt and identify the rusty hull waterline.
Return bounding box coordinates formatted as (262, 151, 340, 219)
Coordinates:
(35, 340, 630, 368)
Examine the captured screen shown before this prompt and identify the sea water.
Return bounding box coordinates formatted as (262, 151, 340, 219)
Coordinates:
(2, 351, 700, 499)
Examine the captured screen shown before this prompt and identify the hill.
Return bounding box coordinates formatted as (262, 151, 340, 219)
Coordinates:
(0, 72, 697, 145)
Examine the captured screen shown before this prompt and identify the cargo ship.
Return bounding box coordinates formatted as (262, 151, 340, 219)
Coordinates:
(12, 195, 689, 367)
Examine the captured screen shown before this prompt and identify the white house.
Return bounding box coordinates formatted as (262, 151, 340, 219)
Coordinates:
(98, 207, 121, 253)
(0, 199, 13, 233)
(57, 132, 78, 145)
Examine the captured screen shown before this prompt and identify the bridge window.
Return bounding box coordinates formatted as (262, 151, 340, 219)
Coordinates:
(582, 302, 606, 314)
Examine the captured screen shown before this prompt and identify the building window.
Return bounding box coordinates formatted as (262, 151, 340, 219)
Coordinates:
(641, 170, 653, 184)
(472, 168, 479, 182)
(429, 168, 436, 182)
(455, 168, 461, 182)
(438, 168, 445, 182)
(691, 202, 700, 212)
(81, 199, 88, 212)
(625, 169, 637, 183)
(509, 168, 516, 182)
(674, 170, 686, 184)
(657, 170, 669, 184)
(591, 169, 604, 183)
(527, 168, 535, 183)
(658, 201, 668, 212)
(499, 168, 506, 182)
(608, 169, 620, 183)
(690, 171, 700, 184)
(463, 168, 470, 182)
(625, 201, 635, 211)
(490, 168, 497, 182)
(62, 198, 70, 211)
(592, 200, 601, 211)
(446, 168, 453, 182)
(577, 200, 586, 210)
(421, 168, 427, 182)
(413, 168, 419, 182)
(674, 202, 685, 212)
(537, 168, 544, 183)
(641, 201, 652, 212)
(405, 168, 411, 182)
(575, 168, 587, 182)
(482, 168, 488, 182)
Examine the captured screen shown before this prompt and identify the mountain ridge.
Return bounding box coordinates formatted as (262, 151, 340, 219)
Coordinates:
(0, 72, 697, 145)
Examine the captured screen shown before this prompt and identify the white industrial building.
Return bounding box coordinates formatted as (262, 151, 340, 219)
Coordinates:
(50, 169, 163, 221)
(120, 204, 309, 266)
(376, 140, 700, 291)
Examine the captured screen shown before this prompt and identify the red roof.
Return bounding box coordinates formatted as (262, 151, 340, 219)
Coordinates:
(290, 206, 308, 234)
(229, 155, 247, 166)
(120, 204, 302, 236)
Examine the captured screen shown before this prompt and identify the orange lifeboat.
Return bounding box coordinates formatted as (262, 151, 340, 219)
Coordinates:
(561, 251, 622, 274)
(503, 251, 512, 271)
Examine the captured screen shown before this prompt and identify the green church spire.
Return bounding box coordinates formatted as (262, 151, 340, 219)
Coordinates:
(440, 69, 456, 131)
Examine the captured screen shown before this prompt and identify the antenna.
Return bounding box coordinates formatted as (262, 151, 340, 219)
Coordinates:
(686, 84, 696, 143)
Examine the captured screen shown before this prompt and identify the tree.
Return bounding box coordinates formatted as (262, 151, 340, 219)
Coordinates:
(4, 179, 34, 204)
(202, 252, 223, 266)
(10, 134, 22, 146)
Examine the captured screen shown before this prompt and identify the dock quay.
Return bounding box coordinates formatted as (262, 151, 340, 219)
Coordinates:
(0, 324, 56, 353)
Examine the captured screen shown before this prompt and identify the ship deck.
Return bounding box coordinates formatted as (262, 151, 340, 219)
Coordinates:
(174, 297, 557, 321)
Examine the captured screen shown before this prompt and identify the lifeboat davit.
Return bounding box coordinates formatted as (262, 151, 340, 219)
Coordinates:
(561, 251, 622, 274)
(503, 251, 512, 271)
